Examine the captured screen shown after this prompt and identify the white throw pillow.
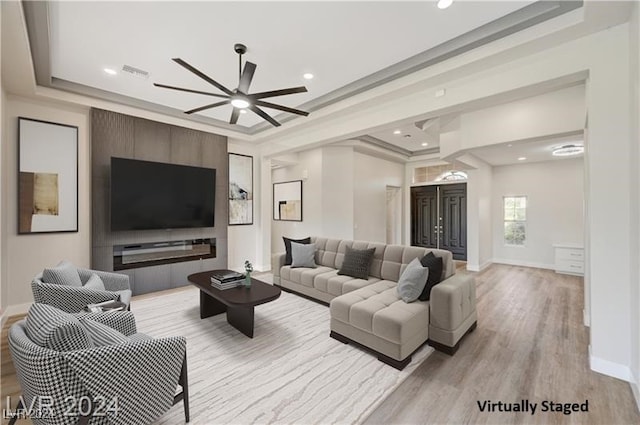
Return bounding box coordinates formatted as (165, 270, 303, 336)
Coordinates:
(42, 260, 82, 287)
(83, 273, 106, 291)
(397, 258, 429, 303)
(291, 242, 316, 268)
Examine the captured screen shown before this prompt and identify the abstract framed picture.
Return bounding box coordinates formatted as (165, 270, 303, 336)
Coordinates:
(273, 180, 303, 221)
(228, 153, 253, 225)
(18, 117, 78, 234)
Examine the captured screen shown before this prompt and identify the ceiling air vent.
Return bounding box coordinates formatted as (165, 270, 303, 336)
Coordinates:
(121, 64, 150, 79)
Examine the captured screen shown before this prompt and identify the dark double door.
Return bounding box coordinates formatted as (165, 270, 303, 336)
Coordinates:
(411, 183, 467, 260)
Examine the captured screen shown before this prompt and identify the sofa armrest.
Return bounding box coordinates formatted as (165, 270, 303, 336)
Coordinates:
(32, 281, 120, 313)
(75, 310, 138, 336)
(271, 253, 286, 277)
(78, 268, 131, 291)
(429, 273, 476, 332)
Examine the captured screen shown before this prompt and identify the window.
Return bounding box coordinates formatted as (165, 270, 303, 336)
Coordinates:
(504, 196, 526, 245)
(435, 170, 468, 182)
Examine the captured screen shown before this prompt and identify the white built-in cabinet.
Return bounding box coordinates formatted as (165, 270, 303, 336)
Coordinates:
(553, 243, 584, 276)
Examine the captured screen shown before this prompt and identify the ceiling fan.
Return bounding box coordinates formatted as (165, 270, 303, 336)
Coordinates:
(154, 43, 309, 127)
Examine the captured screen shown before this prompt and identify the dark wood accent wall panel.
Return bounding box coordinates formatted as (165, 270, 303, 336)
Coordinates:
(91, 108, 228, 295)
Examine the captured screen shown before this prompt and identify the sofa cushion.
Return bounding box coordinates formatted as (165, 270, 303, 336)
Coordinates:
(397, 257, 429, 303)
(25, 303, 91, 351)
(291, 242, 317, 268)
(42, 260, 82, 287)
(338, 246, 376, 279)
(283, 236, 311, 266)
(419, 252, 443, 301)
(284, 266, 334, 287)
(79, 318, 129, 346)
(83, 273, 106, 291)
(330, 281, 429, 344)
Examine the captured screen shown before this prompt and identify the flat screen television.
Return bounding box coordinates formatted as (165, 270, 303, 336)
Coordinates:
(110, 157, 215, 231)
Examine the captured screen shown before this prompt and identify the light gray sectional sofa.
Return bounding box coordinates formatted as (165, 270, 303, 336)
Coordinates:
(272, 237, 477, 369)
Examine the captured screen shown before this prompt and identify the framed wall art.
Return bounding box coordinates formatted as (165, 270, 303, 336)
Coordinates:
(273, 180, 302, 221)
(228, 153, 253, 225)
(18, 117, 78, 234)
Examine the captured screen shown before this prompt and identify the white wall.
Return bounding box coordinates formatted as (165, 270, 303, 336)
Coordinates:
(3, 95, 91, 312)
(227, 139, 263, 271)
(628, 1, 640, 408)
(322, 147, 354, 239)
(491, 158, 584, 269)
(270, 147, 404, 254)
(585, 24, 632, 380)
(353, 152, 404, 243)
(449, 85, 585, 156)
(271, 149, 323, 254)
(463, 154, 493, 271)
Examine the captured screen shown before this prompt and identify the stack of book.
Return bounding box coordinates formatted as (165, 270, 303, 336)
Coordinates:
(210, 271, 245, 290)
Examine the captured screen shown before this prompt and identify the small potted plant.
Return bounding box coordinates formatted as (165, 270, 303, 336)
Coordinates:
(244, 260, 253, 287)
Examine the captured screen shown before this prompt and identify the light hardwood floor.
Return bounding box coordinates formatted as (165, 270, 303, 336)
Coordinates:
(365, 264, 640, 425)
(2, 265, 639, 424)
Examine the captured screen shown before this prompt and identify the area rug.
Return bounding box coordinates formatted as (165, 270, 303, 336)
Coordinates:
(132, 276, 433, 424)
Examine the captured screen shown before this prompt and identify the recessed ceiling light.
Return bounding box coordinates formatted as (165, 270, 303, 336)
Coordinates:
(437, 0, 453, 10)
(421, 142, 429, 147)
(303, 73, 314, 80)
(552, 144, 584, 156)
(518, 157, 527, 161)
(240, 109, 247, 114)
(393, 130, 402, 135)
(507, 144, 513, 147)
(103, 68, 117, 75)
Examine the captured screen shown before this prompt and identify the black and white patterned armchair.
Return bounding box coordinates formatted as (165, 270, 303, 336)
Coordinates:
(32, 261, 132, 313)
(7, 306, 189, 425)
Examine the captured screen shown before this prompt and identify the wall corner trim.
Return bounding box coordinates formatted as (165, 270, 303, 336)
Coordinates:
(630, 371, 640, 416)
(589, 345, 632, 383)
(583, 308, 590, 327)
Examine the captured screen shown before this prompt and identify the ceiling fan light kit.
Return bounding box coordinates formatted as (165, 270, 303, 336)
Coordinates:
(154, 43, 309, 127)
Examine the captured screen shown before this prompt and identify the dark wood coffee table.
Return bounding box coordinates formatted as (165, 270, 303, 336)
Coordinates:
(187, 270, 281, 338)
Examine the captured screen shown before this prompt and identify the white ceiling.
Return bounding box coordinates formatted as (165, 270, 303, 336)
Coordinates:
(47, 1, 536, 129)
(369, 122, 438, 153)
(467, 133, 584, 166)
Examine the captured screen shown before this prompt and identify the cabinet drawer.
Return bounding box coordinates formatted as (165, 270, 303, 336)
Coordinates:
(555, 259, 584, 274)
(555, 248, 584, 261)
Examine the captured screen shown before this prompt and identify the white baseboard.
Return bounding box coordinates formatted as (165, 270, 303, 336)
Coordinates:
(631, 376, 640, 415)
(589, 345, 632, 382)
(583, 309, 590, 327)
(1, 302, 32, 326)
(491, 258, 555, 270)
(466, 260, 492, 272)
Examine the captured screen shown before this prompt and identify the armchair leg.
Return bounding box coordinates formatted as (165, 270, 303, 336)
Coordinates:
(173, 354, 190, 422)
(8, 399, 23, 425)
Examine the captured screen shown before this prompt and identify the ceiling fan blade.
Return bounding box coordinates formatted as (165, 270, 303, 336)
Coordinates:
(250, 86, 308, 100)
(238, 61, 257, 94)
(172, 58, 234, 96)
(154, 83, 230, 99)
(185, 100, 230, 115)
(249, 105, 281, 127)
(230, 108, 240, 125)
(254, 100, 309, 116)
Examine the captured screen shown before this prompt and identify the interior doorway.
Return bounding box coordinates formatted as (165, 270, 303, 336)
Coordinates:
(411, 183, 467, 260)
(386, 186, 402, 245)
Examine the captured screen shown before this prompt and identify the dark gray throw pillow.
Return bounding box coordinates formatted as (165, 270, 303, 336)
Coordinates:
(337, 246, 376, 280)
(418, 252, 444, 301)
(283, 237, 311, 266)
